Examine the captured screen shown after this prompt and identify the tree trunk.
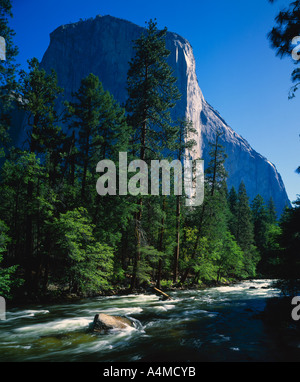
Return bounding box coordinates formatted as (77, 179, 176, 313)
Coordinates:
(130, 65, 148, 291)
(25, 117, 39, 293)
(130, 197, 143, 291)
(156, 197, 166, 289)
(173, 194, 181, 284)
(153, 287, 172, 301)
(180, 203, 206, 285)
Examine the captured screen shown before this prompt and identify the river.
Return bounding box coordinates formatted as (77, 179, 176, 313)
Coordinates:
(0, 279, 295, 362)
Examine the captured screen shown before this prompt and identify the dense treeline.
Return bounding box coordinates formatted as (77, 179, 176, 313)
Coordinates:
(0, 3, 299, 301)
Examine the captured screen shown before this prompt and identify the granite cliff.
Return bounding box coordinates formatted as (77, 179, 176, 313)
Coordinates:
(18, 15, 290, 214)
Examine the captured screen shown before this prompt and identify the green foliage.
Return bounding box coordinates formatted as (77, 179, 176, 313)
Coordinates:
(0, 219, 22, 299)
(49, 208, 114, 294)
(0, 12, 287, 300)
(190, 236, 217, 283)
(251, 194, 269, 255)
(268, 0, 300, 98)
(278, 197, 300, 282)
(0, 152, 48, 272)
(125, 18, 181, 290)
(215, 232, 244, 281)
(267, 197, 277, 224)
(19, 58, 64, 155)
(126, 18, 181, 161)
(134, 246, 165, 285)
(0, 0, 19, 148)
(205, 130, 228, 196)
(235, 182, 255, 251)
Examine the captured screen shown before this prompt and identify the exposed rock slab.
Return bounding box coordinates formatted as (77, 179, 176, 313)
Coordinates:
(92, 313, 133, 332)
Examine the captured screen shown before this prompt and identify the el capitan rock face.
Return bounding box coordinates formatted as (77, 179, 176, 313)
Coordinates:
(19, 15, 289, 213)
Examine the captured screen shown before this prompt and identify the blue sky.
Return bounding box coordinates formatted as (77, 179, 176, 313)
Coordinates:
(10, 0, 299, 203)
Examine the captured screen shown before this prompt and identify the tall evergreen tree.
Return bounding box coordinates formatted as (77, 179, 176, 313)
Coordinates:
(126, 19, 181, 162)
(180, 133, 228, 285)
(205, 130, 228, 197)
(267, 196, 278, 224)
(236, 182, 254, 250)
(125, 19, 181, 290)
(227, 186, 238, 238)
(236, 181, 258, 277)
(0, 0, 19, 149)
(67, 74, 109, 200)
(172, 119, 197, 283)
(268, 0, 300, 98)
(278, 197, 300, 294)
(228, 186, 238, 212)
(0, 219, 21, 299)
(66, 73, 132, 248)
(17, 58, 64, 293)
(18, 58, 64, 156)
(251, 194, 269, 255)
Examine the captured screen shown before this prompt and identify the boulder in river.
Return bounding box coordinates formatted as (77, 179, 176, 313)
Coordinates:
(91, 313, 133, 333)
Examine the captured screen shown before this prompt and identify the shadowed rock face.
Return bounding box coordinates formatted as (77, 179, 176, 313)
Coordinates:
(17, 14, 289, 214)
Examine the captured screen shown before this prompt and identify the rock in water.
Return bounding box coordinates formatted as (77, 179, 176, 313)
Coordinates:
(15, 15, 290, 214)
(92, 313, 133, 332)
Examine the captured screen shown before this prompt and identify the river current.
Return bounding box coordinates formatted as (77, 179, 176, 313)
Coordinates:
(0, 279, 294, 362)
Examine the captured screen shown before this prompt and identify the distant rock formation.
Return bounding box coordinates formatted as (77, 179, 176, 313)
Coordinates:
(16, 15, 290, 214)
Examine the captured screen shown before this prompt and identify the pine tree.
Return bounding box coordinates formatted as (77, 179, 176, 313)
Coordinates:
(278, 197, 300, 294)
(215, 232, 244, 283)
(66, 73, 133, 261)
(180, 133, 228, 285)
(0, 151, 50, 294)
(256, 196, 281, 278)
(236, 182, 254, 250)
(48, 207, 114, 294)
(18, 58, 64, 155)
(67, 73, 106, 200)
(0, 219, 21, 299)
(0, 0, 19, 150)
(267, 197, 278, 224)
(126, 19, 181, 162)
(205, 130, 228, 197)
(67, 73, 130, 201)
(227, 186, 238, 238)
(18, 58, 65, 190)
(125, 19, 181, 290)
(268, 0, 300, 98)
(17, 58, 64, 293)
(236, 181, 258, 277)
(251, 194, 269, 255)
(172, 119, 197, 283)
(228, 186, 238, 212)
(201, 132, 228, 242)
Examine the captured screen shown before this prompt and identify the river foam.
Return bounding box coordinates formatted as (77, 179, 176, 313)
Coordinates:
(0, 280, 284, 362)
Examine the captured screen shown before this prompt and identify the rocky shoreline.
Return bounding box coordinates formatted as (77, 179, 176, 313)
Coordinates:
(8, 278, 237, 308)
